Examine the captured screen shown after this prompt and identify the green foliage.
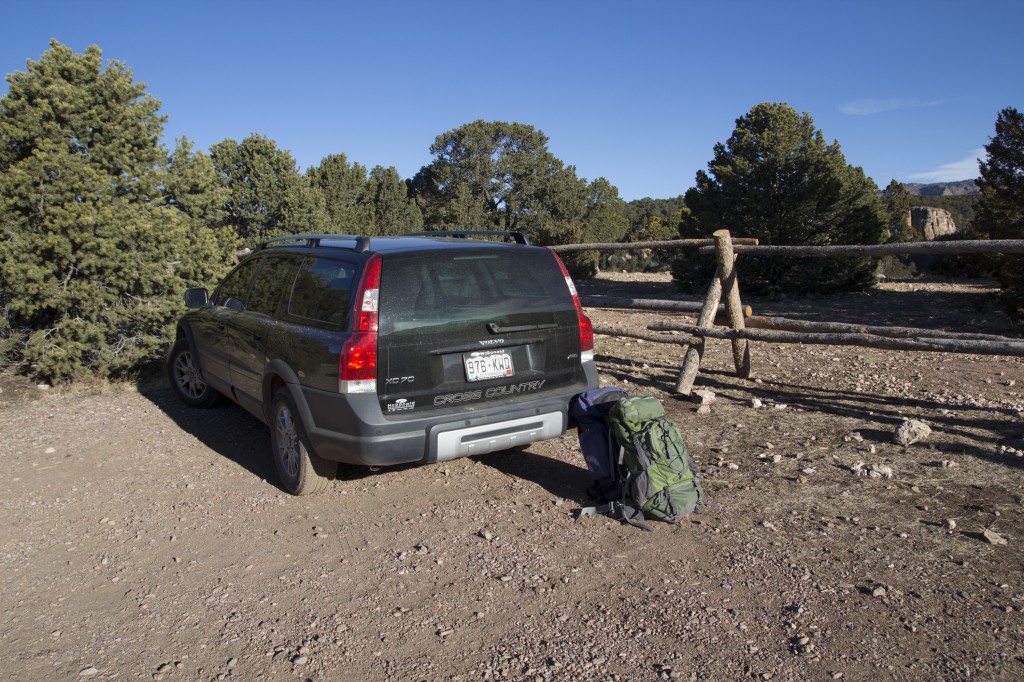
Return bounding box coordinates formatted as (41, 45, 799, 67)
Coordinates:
(167, 138, 227, 226)
(878, 180, 918, 277)
(975, 107, 1024, 321)
(416, 120, 565, 232)
(673, 102, 887, 295)
(413, 120, 628, 278)
(624, 196, 687, 241)
(582, 177, 629, 244)
(306, 155, 422, 236)
(366, 165, 423, 235)
(210, 134, 326, 245)
(0, 41, 233, 383)
(882, 180, 915, 242)
(306, 153, 374, 231)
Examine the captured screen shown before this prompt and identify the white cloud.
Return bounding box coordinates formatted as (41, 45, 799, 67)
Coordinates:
(908, 148, 985, 182)
(839, 97, 945, 116)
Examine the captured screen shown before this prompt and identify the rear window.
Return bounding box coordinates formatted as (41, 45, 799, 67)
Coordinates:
(379, 249, 572, 334)
(286, 257, 357, 327)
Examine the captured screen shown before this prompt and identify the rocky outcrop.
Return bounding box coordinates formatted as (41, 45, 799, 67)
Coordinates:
(910, 206, 957, 240)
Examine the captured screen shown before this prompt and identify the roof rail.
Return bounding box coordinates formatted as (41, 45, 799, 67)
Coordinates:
(258, 233, 371, 253)
(403, 230, 530, 245)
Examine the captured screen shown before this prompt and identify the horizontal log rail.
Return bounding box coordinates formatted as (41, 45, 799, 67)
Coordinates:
(549, 237, 758, 253)
(580, 296, 752, 318)
(697, 239, 1024, 257)
(593, 323, 700, 346)
(650, 321, 1024, 357)
(745, 315, 1020, 342)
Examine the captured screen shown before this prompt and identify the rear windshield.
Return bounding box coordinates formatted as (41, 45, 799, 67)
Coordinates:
(379, 249, 572, 335)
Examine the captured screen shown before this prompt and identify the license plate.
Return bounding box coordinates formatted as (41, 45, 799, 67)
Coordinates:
(464, 350, 514, 381)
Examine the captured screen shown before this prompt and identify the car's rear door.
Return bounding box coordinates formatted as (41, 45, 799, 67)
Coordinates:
(376, 247, 584, 418)
(190, 257, 263, 391)
(226, 255, 301, 413)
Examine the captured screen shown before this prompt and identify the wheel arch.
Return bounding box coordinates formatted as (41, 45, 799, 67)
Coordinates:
(262, 359, 309, 426)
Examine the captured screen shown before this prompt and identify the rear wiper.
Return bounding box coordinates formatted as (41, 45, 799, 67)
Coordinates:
(487, 322, 557, 334)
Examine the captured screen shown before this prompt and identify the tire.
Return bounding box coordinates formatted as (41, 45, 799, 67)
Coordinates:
(270, 388, 336, 495)
(168, 338, 221, 408)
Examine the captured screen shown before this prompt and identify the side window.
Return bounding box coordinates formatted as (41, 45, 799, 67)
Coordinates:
(287, 257, 356, 327)
(212, 258, 262, 310)
(248, 257, 299, 317)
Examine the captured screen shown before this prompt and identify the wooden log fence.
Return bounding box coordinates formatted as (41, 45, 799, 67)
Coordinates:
(697, 239, 1024, 257)
(550, 237, 759, 253)
(579, 296, 751, 318)
(592, 324, 700, 346)
(574, 232, 1024, 396)
(650, 322, 1024, 357)
(743, 315, 1016, 343)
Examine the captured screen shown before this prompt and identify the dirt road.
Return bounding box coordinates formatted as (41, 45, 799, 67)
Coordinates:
(1, 275, 1022, 681)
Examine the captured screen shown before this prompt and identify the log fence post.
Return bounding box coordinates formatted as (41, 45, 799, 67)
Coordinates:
(673, 265, 724, 395)
(714, 229, 752, 379)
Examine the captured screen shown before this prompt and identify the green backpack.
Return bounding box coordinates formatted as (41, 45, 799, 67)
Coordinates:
(606, 394, 703, 526)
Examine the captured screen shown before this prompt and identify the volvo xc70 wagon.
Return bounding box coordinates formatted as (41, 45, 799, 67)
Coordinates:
(168, 231, 599, 494)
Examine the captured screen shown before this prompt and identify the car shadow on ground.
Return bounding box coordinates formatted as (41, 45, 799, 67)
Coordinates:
(472, 447, 594, 505)
(139, 380, 288, 492)
(140, 379, 556, 493)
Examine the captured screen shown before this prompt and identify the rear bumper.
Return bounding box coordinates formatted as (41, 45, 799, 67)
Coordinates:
(296, 363, 599, 466)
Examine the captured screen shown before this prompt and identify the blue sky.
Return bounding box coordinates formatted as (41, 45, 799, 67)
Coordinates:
(2, 0, 1021, 201)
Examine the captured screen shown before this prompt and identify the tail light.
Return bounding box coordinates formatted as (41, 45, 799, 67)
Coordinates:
(339, 254, 381, 394)
(550, 251, 595, 362)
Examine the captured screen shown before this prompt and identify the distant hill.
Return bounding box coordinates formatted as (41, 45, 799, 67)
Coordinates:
(904, 180, 979, 196)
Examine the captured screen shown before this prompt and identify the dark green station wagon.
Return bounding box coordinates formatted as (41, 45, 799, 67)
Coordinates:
(168, 232, 598, 494)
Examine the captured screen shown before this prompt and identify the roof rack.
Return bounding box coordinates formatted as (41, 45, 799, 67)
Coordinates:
(258, 233, 371, 253)
(403, 230, 531, 245)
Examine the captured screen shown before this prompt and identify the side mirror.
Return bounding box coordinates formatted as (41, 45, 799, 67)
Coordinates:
(184, 287, 209, 308)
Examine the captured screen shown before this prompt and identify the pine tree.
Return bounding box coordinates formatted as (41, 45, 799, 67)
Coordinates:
(306, 153, 374, 232)
(976, 107, 1024, 320)
(210, 134, 326, 245)
(0, 41, 232, 382)
(674, 102, 887, 294)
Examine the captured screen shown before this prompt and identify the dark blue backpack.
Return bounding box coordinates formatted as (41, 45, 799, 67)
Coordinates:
(571, 386, 626, 503)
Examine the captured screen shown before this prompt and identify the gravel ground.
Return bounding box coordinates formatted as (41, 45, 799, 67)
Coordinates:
(1, 274, 1022, 682)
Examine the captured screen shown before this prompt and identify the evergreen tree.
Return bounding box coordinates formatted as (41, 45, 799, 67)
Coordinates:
(0, 41, 231, 382)
(582, 177, 630, 244)
(674, 102, 886, 294)
(882, 179, 914, 242)
(975, 107, 1024, 320)
(625, 196, 687, 241)
(414, 120, 627, 278)
(416, 120, 571, 234)
(366, 165, 423, 235)
(210, 134, 326, 244)
(306, 153, 374, 232)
